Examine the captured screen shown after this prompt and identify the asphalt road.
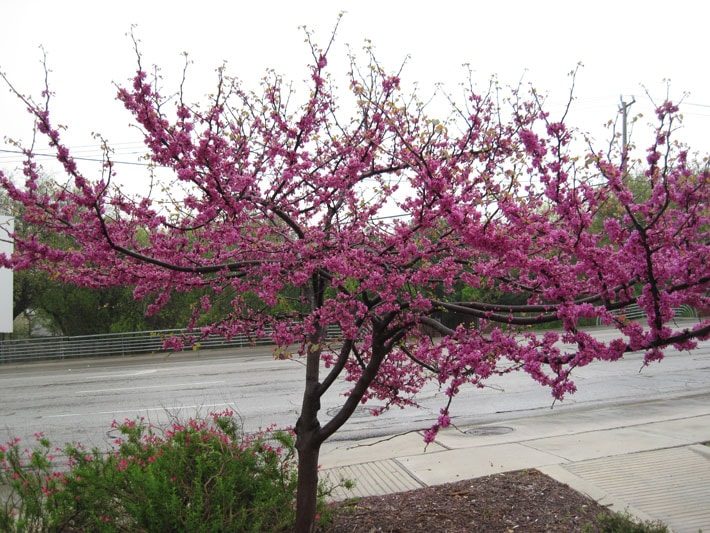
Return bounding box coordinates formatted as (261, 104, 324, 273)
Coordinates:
(1, 325, 709, 449)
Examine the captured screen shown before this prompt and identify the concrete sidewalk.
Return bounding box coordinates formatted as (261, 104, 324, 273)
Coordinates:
(321, 392, 710, 533)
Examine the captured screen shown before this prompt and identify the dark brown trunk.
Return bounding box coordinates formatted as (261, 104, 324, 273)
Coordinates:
(294, 301, 325, 533)
(294, 430, 321, 533)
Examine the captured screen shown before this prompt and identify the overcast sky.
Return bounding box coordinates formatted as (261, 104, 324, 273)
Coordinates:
(1, 0, 708, 184)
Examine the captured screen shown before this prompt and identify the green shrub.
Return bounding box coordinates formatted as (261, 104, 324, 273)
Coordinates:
(586, 510, 669, 533)
(0, 412, 331, 532)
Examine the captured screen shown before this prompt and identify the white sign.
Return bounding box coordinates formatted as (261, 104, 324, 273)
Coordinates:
(0, 216, 13, 333)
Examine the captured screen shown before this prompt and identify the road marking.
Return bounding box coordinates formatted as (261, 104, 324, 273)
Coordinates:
(45, 402, 235, 418)
(14, 360, 283, 382)
(77, 380, 225, 394)
(51, 370, 166, 381)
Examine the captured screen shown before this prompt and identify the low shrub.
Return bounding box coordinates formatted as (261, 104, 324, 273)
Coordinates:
(586, 510, 669, 533)
(0, 412, 331, 532)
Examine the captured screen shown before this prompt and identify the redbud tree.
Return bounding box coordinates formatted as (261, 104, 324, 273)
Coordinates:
(1, 33, 708, 531)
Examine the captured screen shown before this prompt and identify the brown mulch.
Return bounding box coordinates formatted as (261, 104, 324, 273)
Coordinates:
(322, 469, 613, 533)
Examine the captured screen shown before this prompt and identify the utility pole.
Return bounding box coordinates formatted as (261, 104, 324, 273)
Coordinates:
(619, 95, 636, 173)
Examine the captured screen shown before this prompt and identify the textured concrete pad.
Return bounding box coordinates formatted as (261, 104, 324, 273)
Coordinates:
(561, 445, 710, 533)
(395, 443, 564, 485)
(524, 427, 687, 462)
(320, 432, 443, 468)
(322, 458, 424, 500)
(538, 464, 658, 523)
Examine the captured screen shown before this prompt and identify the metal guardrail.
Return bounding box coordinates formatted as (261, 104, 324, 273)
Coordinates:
(595, 304, 698, 326)
(1, 305, 700, 364)
(0, 325, 341, 364)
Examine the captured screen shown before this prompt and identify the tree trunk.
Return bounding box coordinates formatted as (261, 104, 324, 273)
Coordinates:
(294, 369, 322, 532)
(294, 430, 321, 533)
(294, 301, 325, 533)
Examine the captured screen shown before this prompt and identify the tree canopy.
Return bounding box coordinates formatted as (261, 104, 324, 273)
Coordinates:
(1, 33, 708, 531)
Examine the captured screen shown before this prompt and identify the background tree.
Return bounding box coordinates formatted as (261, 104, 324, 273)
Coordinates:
(1, 32, 708, 531)
(3, 189, 230, 336)
(32, 281, 144, 335)
(11, 269, 240, 336)
(12, 270, 47, 322)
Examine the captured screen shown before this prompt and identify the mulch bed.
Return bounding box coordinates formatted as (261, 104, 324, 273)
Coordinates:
(322, 469, 613, 532)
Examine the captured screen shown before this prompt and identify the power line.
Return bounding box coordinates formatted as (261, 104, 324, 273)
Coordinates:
(0, 149, 153, 167)
(0, 149, 403, 182)
(372, 213, 408, 220)
(683, 112, 710, 118)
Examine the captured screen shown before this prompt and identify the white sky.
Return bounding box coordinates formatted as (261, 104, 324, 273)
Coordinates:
(1, 0, 708, 186)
